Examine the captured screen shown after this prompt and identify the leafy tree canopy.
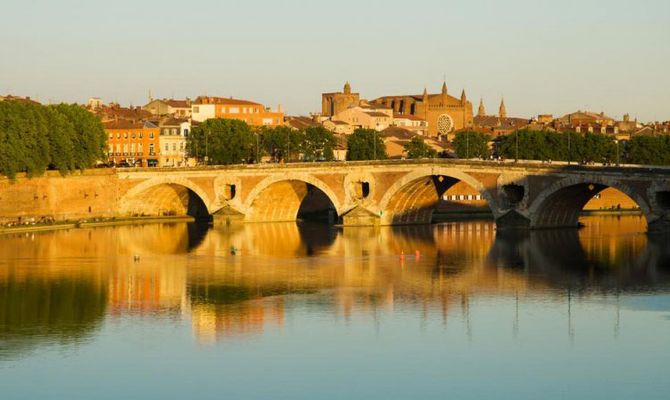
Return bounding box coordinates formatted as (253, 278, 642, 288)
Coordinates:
(404, 136, 437, 159)
(346, 129, 387, 161)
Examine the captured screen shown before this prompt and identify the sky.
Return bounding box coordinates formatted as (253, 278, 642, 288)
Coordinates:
(1, 0, 669, 121)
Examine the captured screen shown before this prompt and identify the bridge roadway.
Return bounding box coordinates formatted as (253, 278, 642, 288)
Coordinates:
(2, 159, 670, 232)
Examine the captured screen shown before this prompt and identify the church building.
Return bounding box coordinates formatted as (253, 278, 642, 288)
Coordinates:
(369, 82, 474, 138)
(322, 82, 360, 117)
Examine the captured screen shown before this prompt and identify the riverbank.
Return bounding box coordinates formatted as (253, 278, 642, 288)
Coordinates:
(0, 216, 196, 235)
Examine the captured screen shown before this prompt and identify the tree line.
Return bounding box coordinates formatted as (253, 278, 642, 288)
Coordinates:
(188, 121, 401, 164)
(454, 129, 670, 166)
(187, 120, 338, 164)
(0, 101, 107, 178)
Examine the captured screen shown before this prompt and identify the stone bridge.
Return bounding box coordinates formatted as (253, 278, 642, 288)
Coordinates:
(111, 159, 670, 232)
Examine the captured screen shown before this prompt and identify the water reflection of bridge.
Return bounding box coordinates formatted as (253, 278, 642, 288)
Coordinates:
(1, 218, 669, 352)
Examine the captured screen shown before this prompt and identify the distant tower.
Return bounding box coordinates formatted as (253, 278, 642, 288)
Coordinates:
(343, 81, 351, 95)
(499, 97, 507, 119)
(478, 98, 486, 117)
(441, 81, 448, 95)
(422, 87, 429, 103)
(460, 89, 467, 105)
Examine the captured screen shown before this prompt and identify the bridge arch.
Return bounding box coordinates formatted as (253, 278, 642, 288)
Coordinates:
(527, 176, 651, 229)
(378, 167, 499, 225)
(242, 174, 342, 223)
(119, 176, 212, 219)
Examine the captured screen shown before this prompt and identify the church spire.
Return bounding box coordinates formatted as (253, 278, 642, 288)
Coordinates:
(460, 89, 467, 104)
(422, 87, 428, 102)
(478, 98, 486, 117)
(499, 97, 507, 119)
(343, 81, 351, 94)
(441, 81, 448, 95)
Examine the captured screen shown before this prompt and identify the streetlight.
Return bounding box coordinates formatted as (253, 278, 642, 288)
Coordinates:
(567, 131, 571, 165)
(615, 139, 620, 166)
(286, 130, 290, 163)
(373, 130, 377, 160)
(515, 130, 519, 162)
(204, 129, 209, 166)
(466, 132, 470, 159)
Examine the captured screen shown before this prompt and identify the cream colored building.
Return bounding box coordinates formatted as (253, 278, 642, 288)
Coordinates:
(332, 105, 393, 131)
(323, 119, 354, 135)
(393, 114, 428, 135)
(158, 118, 193, 167)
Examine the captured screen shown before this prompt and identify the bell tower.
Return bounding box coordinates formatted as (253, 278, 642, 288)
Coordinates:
(499, 97, 507, 119)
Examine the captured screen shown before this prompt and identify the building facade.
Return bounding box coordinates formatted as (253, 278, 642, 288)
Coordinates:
(322, 82, 360, 117)
(370, 82, 474, 138)
(393, 114, 428, 135)
(158, 118, 193, 167)
(143, 99, 192, 118)
(105, 120, 160, 167)
(191, 96, 284, 126)
(331, 105, 393, 131)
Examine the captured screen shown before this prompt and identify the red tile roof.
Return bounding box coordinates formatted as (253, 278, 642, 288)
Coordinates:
(194, 96, 261, 106)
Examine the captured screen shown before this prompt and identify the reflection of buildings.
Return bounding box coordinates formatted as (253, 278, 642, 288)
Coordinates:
(2, 215, 669, 353)
(190, 300, 284, 345)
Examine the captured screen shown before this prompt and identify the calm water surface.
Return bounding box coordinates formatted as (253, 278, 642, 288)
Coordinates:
(1, 215, 669, 399)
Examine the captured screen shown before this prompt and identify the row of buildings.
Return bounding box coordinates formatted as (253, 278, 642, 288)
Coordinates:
(4, 82, 669, 167)
(95, 95, 285, 167)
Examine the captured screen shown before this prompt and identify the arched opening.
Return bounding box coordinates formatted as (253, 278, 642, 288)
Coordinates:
(383, 175, 492, 225)
(246, 180, 338, 224)
(121, 183, 211, 221)
(532, 183, 647, 230)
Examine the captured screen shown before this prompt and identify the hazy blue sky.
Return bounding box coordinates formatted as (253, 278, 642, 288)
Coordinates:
(1, 0, 668, 121)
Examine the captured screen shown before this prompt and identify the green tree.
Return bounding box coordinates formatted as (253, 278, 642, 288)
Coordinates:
(0, 101, 50, 178)
(346, 129, 387, 161)
(496, 129, 618, 164)
(188, 118, 254, 165)
(453, 131, 491, 159)
(45, 106, 76, 174)
(626, 135, 670, 165)
(404, 136, 437, 159)
(52, 104, 106, 169)
(303, 126, 335, 161)
(257, 126, 304, 162)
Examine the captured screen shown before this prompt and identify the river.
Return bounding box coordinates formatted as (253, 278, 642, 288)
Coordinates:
(1, 215, 669, 399)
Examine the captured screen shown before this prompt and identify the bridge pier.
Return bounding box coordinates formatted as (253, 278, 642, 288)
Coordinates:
(647, 215, 670, 234)
(212, 207, 245, 227)
(494, 210, 531, 230)
(340, 206, 380, 226)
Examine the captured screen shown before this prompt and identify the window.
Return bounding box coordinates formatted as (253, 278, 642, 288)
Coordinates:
(183, 129, 189, 137)
(149, 144, 155, 155)
(115, 144, 121, 153)
(165, 144, 169, 151)
(229, 107, 239, 114)
(172, 143, 176, 151)
(117, 133, 121, 139)
(171, 128, 177, 135)
(131, 143, 135, 153)
(131, 133, 136, 139)
(109, 133, 113, 140)
(193, 106, 199, 113)
(124, 132, 128, 139)
(149, 132, 154, 139)
(139, 132, 143, 139)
